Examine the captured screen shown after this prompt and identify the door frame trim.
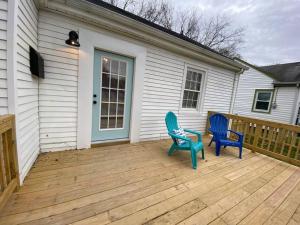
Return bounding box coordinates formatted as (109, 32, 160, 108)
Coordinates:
(77, 27, 146, 149)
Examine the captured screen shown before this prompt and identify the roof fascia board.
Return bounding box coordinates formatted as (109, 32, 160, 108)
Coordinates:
(41, 0, 246, 72)
(234, 58, 278, 80)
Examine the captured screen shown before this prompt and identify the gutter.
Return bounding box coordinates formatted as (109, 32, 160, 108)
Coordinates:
(39, 0, 247, 72)
(273, 82, 300, 87)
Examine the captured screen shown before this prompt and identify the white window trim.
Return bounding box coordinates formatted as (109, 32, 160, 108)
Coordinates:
(252, 89, 274, 113)
(179, 64, 207, 113)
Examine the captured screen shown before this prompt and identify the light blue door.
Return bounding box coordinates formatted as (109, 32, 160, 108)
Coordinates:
(92, 50, 134, 142)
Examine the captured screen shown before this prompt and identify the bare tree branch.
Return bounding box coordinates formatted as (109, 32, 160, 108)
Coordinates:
(102, 0, 245, 57)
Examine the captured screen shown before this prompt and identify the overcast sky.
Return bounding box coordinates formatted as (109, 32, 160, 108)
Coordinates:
(171, 0, 300, 66)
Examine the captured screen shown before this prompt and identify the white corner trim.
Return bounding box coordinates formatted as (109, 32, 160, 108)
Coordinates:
(7, 0, 23, 183)
(77, 28, 146, 149)
(7, 0, 18, 114)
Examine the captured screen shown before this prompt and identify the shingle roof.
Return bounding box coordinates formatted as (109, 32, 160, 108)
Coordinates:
(85, 0, 234, 61)
(259, 62, 300, 82)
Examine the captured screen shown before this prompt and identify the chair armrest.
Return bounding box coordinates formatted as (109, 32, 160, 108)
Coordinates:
(228, 130, 244, 142)
(168, 132, 192, 146)
(184, 129, 202, 142)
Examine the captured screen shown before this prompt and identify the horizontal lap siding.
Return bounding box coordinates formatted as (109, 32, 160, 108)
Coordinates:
(16, 0, 39, 181)
(0, 0, 7, 115)
(233, 66, 296, 124)
(36, 12, 236, 147)
(140, 49, 184, 140)
(140, 48, 235, 141)
(38, 12, 79, 152)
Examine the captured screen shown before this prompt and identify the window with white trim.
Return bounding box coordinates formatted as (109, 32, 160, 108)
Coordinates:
(182, 68, 203, 109)
(252, 89, 274, 113)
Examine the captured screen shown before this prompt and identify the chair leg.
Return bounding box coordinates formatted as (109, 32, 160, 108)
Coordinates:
(191, 149, 197, 169)
(201, 148, 205, 160)
(239, 146, 243, 159)
(216, 142, 221, 156)
(168, 143, 176, 156)
(208, 136, 214, 146)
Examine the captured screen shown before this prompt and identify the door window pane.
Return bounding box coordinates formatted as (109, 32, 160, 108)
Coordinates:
(119, 76, 126, 89)
(116, 117, 123, 128)
(102, 73, 110, 88)
(117, 104, 124, 115)
(111, 60, 119, 74)
(101, 103, 109, 115)
(118, 90, 125, 103)
(100, 117, 108, 129)
(102, 88, 109, 102)
(119, 62, 127, 76)
(109, 117, 116, 128)
(99, 57, 128, 130)
(110, 89, 117, 102)
(102, 58, 110, 73)
(110, 75, 118, 89)
(109, 103, 117, 115)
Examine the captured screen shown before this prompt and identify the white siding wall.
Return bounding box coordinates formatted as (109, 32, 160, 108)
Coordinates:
(140, 48, 235, 141)
(234, 64, 297, 124)
(37, 11, 236, 149)
(38, 11, 78, 152)
(0, 0, 8, 114)
(16, 0, 39, 181)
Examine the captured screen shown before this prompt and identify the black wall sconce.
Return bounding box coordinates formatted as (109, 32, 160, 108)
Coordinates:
(65, 31, 80, 47)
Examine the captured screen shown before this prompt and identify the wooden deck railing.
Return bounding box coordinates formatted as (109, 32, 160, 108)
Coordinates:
(0, 115, 19, 211)
(206, 111, 300, 167)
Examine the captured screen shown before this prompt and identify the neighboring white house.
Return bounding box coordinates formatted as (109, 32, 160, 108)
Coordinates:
(1, 0, 246, 183)
(233, 58, 300, 125)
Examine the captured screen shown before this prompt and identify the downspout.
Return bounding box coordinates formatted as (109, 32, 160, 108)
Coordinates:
(229, 68, 244, 114)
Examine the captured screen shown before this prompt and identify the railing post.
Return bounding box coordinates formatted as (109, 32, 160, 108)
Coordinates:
(0, 115, 20, 212)
(205, 111, 212, 135)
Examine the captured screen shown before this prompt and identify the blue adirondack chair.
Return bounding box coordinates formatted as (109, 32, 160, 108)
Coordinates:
(165, 111, 204, 169)
(208, 113, 244, 158)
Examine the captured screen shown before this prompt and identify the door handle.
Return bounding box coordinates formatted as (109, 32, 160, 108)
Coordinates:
(93, 101, 97, 104)
(93, 94, 97, 98)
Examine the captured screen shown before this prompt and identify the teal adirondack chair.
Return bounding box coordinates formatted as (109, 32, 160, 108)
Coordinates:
(165, 111, 204, 169)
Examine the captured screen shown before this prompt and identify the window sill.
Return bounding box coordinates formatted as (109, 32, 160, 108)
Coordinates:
(179, 108, 203, 115)
(252, 110, 271, 114)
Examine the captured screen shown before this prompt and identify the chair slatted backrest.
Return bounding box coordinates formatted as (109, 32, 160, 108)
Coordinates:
(165, 112, 179, 143)
(209, 113, 228, 138)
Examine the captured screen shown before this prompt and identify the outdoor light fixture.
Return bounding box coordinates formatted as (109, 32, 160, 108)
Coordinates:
(65, 31, 80, 47)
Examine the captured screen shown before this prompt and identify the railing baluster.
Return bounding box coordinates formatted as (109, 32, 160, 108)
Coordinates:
(0, 135, 7, 189)
(2, 133, 12, 184)
(267, 127, 275, 152)
(287, 131, 296, 158)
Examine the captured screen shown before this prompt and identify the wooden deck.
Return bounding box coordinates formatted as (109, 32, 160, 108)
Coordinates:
(0, 136, 299, 225)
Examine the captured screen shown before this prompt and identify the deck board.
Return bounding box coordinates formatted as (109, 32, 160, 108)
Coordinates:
(0, 137, 299, 225)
